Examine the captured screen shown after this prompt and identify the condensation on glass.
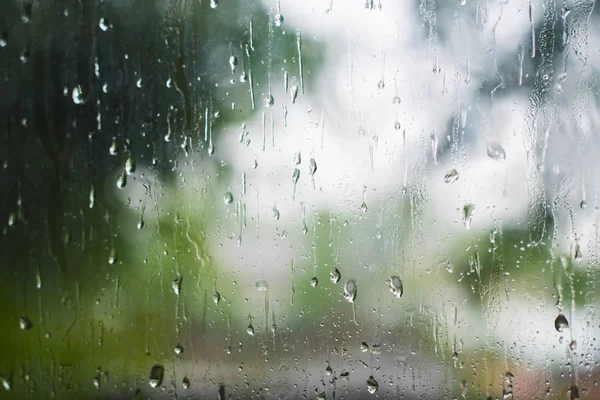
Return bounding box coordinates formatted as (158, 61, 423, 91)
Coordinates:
(0, 0, 599, 399)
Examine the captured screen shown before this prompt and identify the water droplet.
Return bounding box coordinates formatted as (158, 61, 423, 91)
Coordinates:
(272, 206, 280, 220)
(229, 55, 238, 74)
(213, 292, 221, 304)
(360, 201, 368, 213)
(292, 168, 300, 185)
(555, 314, 569, 332)
(459, 0, 467, 5)
(274, 14, 284, 27)
(0, 31, 7, 47)
(20, 48, 29, 63)
(377, 80, 385, 90)
(109, 138, 118, 155)
(116, 171, 127, 189)
(360, 341, 369, 352)
(223, 192, 233, 205)
(125, 157, 136, 175)
(210, 0, 219, 9)
(136, 78, 143, 88)
(366, 376, 379, 394)
(394, 121, 401, 130)
(571, 384, 580, 400)
(99, 18, 111, 31)
(256, 280, 268, 291)
(0, 376, 11, 391)
(174, 344, 183, 355)
(573, 242, 583, 262)
(343, 279, 357, 302)
(580, 200, 587, 209)
(486, 140, 506, 161)
(173, 275, 182, 296)
(89, 186, 95, 209)
(19, 316, 32, 331)
(182, 376, 190, 390)
(310, 277, 318, 287)
(316, 391, 326, 400)
(247, 324, 255, 336)
(462, 204, 475, 230)
(325, 366, 333, 375)
(264, 94, 274, 108)
(569, 340, 577, 351)
(149, 364, 164, 388)
(240, 71, 248, 82)
(108, 249, 117, 264)
(370, 344, 382, 355)
(329, 268, 341, 284)
(137, 219, 145, 230)
(72, 85, 88, 105)
(309, 158, 317, 176)
(444, 169, 459, 184)
(290, 85, 299, 103)
(387, 276, 403, 298)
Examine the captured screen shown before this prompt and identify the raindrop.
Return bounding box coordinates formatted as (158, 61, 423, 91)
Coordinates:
(116, 171, 127, 189)
(125, 157, 136, 175)
(274, 14, 284, 27)
(272, 206, 280, 220)
(213, 292, 221, 304)
(256, 280, 268, 291)
(22, 2, 32, 23)
(360, 201, 368, 213)
(174, 344, 183, 355)
(444, 169, 459, 184)
(360, 341, 369, 352)
(570, 385, 580, 400)
(0, 376, 10, 391)
(20, 48, 29, 63)
(329, 268, 341, 284)
(309, 158, 317, 176)
(394, 121, 401, 130)
(580, 200, 587, 209)
(392, 96, 401, 105)
(343, 279, 357, 302)
(573, 242, 583, 262)
(72, 85, 88, 105)
(569, 340, 577, 351)
(316, 392, 326, 400)
(555, 314, 569, 332)
(459, 0, 467, 5)
(109, 138, 118, 155)
(136, 78, 143, 88)
(173, 275, 182, 296)
(387, 276, 403, 298)
(99, 18, 111, 31)
(229, 55, 238, 74)
(0, 31, 7, 47)
(149, 364, 164, 388)
(89, 186, 95, 209)
(19, 316, 33, 331)
(210, 0, 219, 9)
(137, 219, 145, 230)
(370, 344, 382, 355)
(247, 324, 255, 336)
(108, 249, 117, 264)
(366, 376, 379, 394)
(290, 85, 299, 103)
(182, 376, 190, 390)
(462, 204, 475, 230)
(310, 277, 318, 287)
(487, 140, 506, 161)
(223, 192, 233, 205)
(264, 94, 274, 108)
(377, 80, 385, 90)
(325, 366, 333, 375)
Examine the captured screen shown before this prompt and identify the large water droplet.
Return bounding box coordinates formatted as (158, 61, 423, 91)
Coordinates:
(487, 140, 506, 161)
(210, 0, 219, 9)
(182, 376, 190, 390)
(19, 316, 33, 331)
(555, 314, 569, 332)
(116, 171, 127, 189)
(223, 192, 233, 205)
(387, 276, 403, 298)
(329, 268, 341, 284)
(264, 94, 274, 108)
(310, 277, 318, 287)
(366, 376, 379, 394)
(444, 169, 459, 184)
(173, 275, 182, 296)
(274, 14, 284, 27)
(343, 279, 357, 302)
(0, 376, 11, 391)
(462, 204, 475, 230)
(174, 344, 183, 355)
(72, 85, 88, 105)
(149, 365, 164, 388)
(99, 17, 111, 31)
(125, 157, 136, 175)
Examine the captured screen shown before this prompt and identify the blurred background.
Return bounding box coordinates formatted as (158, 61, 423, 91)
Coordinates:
(1, 0, 600, 398)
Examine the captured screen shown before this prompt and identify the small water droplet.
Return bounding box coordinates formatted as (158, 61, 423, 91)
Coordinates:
(272, 206, 280, 220)
(256, 280, 268, 291)
(229, 55, 238, 74)
(89, 186, 95, 209)
(0, 31, 7, 47)
(223, 192, 233, 205)
(20, 48, 29, 63)
(387, 276, 403, 298)
(149, 364, 164, 388)
(366, 375, 379, 394)
(72, 85, 88, 105)
(569, 340, 577, 351)
(290, 85, 299, 103)
(210, 0, 219, 8)
(310, 277, 318, 287)
(580, 200, 587, 209)
(329, 268, 341, 284)
(325, 366, 332, 375)
(116, 171, 127, 188)
(343, 279, 357, 302)
(444, 169, 459, 184)
(172, 275, 182, 296)
(109, 138, 118, 155)
(99, 17, 111, 31)
(182, 376, 190, 390)
(19, 317, 32, 331)
(108, 249, 117, 264)
(487, 140, 506, 161)
(462, 204, 475, 230)
(309, 158, 317, 176)
(136, 78, 143, 88)
(555, 314, 569, 332)
(274, 14, 284, 26)
(316, 391, 326, 400)
(360, 341, 369, 352)
(264, 94, 274, 108)
(247, 324, 255, 336)
(394, 121, 401, 130)
(360, 201, 368, 213)
(0, 376, 11, 391)
(459, 0, 467, 5)
(125, 157, 136, 175)
(213, 292, 221, 304)
(174, 344, 183, 355)
(392, 96, 401, 105)
(377, 80, 385, 90)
